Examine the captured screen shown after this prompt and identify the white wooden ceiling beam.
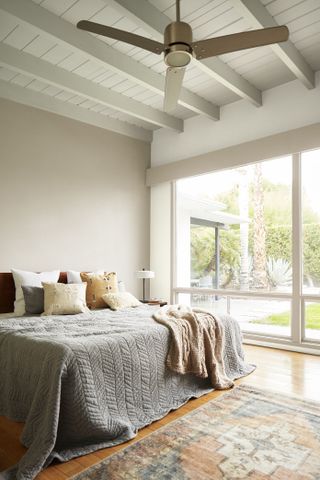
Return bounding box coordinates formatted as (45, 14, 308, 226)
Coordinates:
(0, 43, 183, 131)
(0, 0, 219, 120)
(0, 79, 152, 142)
(230, 0, 315, 89)
(108, 0, 169, 39)
(111, 0, 262, 106)
(195, 57, 262, 106)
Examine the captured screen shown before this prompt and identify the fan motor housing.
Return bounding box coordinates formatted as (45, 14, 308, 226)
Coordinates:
(164, 21, 193, 67)
(164, 21, 193, 48)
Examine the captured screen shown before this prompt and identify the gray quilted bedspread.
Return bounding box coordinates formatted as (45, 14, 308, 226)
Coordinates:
(0, 305, 254, 480)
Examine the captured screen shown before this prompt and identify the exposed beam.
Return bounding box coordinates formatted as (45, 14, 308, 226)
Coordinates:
(196, 57, 262, 106)
(109, 0, 169, 38)
(0, 79, 152, 142)
(111, 0, 262, 106)
(230, 0, 315, 89)
(0, 43, 183, 131)
(0, 0, 219, 120)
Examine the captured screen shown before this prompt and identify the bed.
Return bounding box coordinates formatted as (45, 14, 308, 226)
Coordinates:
(0, 273, 254, 480)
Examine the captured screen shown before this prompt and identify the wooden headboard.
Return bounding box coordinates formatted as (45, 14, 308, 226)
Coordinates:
(0, 272, 68, 314)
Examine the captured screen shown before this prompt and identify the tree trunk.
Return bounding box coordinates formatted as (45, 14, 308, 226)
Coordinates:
(253, 163, 268, 289)
(238, 168, 249, 290)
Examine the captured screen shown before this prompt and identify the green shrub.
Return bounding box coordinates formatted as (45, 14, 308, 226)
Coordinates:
(192, 223, 320, 286)
(250, 223, 320, 283)
(191, 226, 240, 286)
(303, 224, 320, 281)
(265, 225, 291, 263)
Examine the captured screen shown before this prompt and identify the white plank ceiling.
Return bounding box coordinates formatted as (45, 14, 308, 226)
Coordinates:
(0, 0, 319, 141)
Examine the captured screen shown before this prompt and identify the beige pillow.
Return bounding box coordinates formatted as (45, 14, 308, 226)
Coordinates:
(42, 282, 89, 315)
(80, 272, 118, 309)
(102, 292, 141, 311)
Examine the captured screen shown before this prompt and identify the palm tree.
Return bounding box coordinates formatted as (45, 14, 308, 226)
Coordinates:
(252, 163, 268, 289)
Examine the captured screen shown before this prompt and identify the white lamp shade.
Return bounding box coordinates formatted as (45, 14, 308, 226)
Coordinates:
(136, 270, 155, 279)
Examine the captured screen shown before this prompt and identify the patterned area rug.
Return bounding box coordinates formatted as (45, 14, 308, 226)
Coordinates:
(72, 385, 320, 480)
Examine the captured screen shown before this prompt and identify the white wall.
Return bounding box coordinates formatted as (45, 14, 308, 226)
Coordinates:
(150, 182, 171, 302)
(0, 98, 151, 296)
(152, 73, 320, 167)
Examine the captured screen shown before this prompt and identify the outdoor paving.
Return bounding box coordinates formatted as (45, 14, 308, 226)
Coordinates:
(190, 297, 320, 341)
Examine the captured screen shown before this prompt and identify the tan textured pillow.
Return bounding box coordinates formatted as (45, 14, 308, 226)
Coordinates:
(80, 272, 118, 309)
(42, 282, 89, 315)
(102, 292, 141, 311)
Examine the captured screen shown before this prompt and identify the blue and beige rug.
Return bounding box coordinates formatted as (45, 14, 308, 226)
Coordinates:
(73, 385, 320, 479)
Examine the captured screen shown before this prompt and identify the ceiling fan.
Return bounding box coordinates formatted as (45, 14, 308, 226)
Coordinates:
(77, 0, 289, 113)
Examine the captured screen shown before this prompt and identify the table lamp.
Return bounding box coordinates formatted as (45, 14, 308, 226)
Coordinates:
(136, 268, 155, 301)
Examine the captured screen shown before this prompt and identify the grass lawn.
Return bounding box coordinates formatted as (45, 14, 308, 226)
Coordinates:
(252, 303, 320, 329)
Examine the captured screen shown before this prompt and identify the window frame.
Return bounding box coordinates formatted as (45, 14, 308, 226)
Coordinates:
(172, 151, 320, 352)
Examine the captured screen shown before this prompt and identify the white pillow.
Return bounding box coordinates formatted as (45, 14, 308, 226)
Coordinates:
(11, 269, 60, 316)
(67, 270, 126, 292)
(42, 282, 89, 316)
(67, 270, 104, 284)
(102, 292, 141, 311)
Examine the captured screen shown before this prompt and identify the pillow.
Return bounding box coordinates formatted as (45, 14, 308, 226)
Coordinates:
(67, 270, 104, 284)
(102, 292, 141, 311)
(80, 272, 118, 309)
(42, 282, 89, 316)
(11, 269, 60, 316)
(22, 286, 44, 315)
(68, 270, 126, 292)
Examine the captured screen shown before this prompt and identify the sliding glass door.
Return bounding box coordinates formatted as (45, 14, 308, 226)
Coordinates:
(174, 150, 320, 349)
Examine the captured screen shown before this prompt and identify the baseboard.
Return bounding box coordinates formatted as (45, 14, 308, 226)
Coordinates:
(243, 337, 320, 355)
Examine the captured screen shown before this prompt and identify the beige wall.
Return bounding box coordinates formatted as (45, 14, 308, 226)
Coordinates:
(0, 98, 151, 296)
(147, 121, 320, 185)
(151, 72, 320, 167)
(150, 182, 172, 303)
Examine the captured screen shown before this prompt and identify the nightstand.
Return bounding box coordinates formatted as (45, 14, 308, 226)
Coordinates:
(140, 300, 167, 307)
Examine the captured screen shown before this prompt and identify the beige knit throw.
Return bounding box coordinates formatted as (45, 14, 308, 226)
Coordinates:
(153, 305, 234, 390)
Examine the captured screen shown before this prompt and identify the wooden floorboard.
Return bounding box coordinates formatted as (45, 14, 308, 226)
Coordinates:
(0, 345, 319, 478)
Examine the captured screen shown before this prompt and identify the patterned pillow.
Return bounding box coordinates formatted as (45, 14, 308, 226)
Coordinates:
(42, 282, 89, 315)
(80, 272, 118, 309)
(102, 292, 141, 311)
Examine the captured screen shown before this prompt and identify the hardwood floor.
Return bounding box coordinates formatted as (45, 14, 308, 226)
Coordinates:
(1, 345, 319, 479)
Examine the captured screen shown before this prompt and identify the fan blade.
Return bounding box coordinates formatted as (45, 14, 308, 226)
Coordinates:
(164, 67, 185, 112)
(77, 20, 164, 55)
(192, 26, 289, 60)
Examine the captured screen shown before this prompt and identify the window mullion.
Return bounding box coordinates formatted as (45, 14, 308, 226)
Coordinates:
(292, 153, 302, 343)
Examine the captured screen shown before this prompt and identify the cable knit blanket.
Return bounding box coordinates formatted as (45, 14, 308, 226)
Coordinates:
(153, 305, 234, 389)
(0, 306, 254, 480)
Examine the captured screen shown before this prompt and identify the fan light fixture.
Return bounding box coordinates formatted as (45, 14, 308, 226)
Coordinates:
(77, 0, 289, 113)
(165, 49, 192, 68)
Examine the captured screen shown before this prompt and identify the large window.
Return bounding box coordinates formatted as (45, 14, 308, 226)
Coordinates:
(302, 150, 320, 292)
(174, 151, 320, 346)
(302, 149, 320, 341)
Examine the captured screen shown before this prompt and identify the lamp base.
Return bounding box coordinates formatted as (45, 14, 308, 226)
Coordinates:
(142, 278, 146, 302)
